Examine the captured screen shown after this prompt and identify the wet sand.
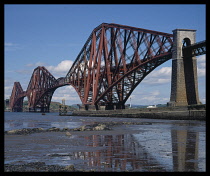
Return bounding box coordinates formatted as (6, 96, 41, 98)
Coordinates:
(4, 113, 206, 172)
(4, 116, 206, 172)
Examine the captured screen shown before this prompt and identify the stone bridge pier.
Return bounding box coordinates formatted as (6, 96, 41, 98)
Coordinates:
(168, 29, 201, 107)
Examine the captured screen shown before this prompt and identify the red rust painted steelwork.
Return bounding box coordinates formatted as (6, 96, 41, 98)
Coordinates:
(10, 23, 174, 112)
(26, 66, 68, 112)
(10, 82, 26, 112)
(66, 23, 173, 109)
(10, 66, 68, 112)
(182, 40, 206, 58)
(10, 23, 205, 112)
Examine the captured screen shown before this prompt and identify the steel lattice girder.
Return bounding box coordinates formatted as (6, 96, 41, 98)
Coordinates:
(10, 82, 26, 111)
(26, 66, 59, 110)
(182, 40, 206, 58)
(10, 23, 174, 110)
(9, 67, 68, 112)
(65, 23, 173, 106)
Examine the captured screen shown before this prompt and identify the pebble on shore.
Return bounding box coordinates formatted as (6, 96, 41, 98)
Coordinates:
(65, 131, 72, 136)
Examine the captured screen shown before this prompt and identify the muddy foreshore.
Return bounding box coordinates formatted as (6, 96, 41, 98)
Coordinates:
(5, 121, 152, 172)
(4, 121, 153, 172)
(5, 112, 206, 172)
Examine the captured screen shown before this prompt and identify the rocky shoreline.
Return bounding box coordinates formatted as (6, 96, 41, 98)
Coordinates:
(4, 121, 152, 172)
(5, 161, 132, 172)
(4, 121, 152, 135)
(5, 162, 78, 172)
(4, 115, 206, 172)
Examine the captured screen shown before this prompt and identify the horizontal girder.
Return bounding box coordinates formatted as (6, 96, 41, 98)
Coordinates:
(183, 40, 206, 58)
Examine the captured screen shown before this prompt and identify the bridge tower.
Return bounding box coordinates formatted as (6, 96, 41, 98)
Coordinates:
(168, 29, 201, 106)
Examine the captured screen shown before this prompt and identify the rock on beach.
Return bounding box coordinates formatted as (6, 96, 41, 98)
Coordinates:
(4, 122, 114, 136)
(5, 128, 44, 135)
(93, 124, 109, 131)
(4, 162, 76, 172)
(65, 131, 72, 136)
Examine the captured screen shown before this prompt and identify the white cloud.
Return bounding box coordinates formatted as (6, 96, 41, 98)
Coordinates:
(4, 86, 13, 99)
(151, 90, 160, 96)
(130, 56, 206, 105)
(200, 97, 206, 104)
(4, 78, 15, 98)
(126, 66, 173, 105)
(148, 67, 171, 78)
(197, 55, 205, 63)
(129, 89, 169, 105)
(46, 60, 73, 77)
(5, 43, 15, 46)
(142, 55, 206, 86)
(5, 42, 23, 51)
(143, 67, 171, 85)
(12, 61, 45, 76)
(26, 61, 45, 67)
(25, 60, 73, 78)
(197, 55, 205, 77)
(197, 68, 205, 77)
(52, 86, 80, 104)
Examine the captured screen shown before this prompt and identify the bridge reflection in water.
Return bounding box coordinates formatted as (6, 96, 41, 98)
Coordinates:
(171, 130, 200, 171)
(66, 134, 164, 171)
(4, 116, 205, 171)
(62, 129, 205, 171)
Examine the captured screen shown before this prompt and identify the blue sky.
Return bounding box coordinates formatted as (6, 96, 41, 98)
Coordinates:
(4, 4, 206, 105)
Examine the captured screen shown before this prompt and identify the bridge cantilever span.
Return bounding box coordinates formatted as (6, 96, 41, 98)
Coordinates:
(10, 82, 26, 112)
(66, 23, 173, 109)
(9, 23, 205, 112)
(10, 66, 69, 112)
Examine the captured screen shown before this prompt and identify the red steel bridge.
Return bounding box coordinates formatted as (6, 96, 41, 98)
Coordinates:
(9, 23, 206, 112)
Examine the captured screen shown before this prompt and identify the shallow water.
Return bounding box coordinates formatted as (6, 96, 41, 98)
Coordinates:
(4, 112, 206, 172)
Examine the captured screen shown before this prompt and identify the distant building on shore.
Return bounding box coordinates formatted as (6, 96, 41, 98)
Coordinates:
(147, 105, 157, 108)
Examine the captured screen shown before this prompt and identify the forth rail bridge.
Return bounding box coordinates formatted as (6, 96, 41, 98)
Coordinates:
(9, 23, 206, 112)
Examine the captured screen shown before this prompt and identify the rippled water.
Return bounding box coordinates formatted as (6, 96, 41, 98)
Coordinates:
(4, 112, 206, 172)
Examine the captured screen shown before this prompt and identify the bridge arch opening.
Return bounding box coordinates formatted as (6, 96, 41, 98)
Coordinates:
(52, 85, 80, 106)
(182, 38, 191, 47)
(127, 60, 172, 106)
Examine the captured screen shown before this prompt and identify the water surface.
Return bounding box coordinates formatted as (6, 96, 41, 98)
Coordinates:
(4, 112, 206, 172)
